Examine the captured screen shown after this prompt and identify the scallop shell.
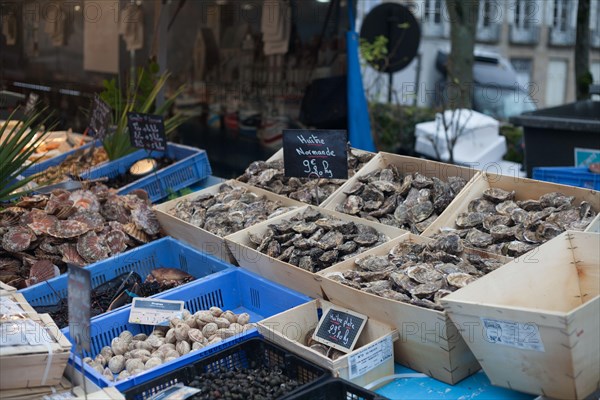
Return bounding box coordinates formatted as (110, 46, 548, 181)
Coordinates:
(122, 223, 151, 243)
(104, 229, 128, 255)
(70, 211, 105, 232)
(26, 214, 58, 235)
(25, 259, 59, 287)
(131, 204, 160, 236)
(58, 243, 87, 266)
(76, 231, 109, 263)
(2, 226, 36, 252)
(47, 219, 90, 239)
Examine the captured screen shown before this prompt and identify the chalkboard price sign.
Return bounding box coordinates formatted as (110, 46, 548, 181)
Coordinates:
(68, 264, 91, 352)
(89, 94, 111, 139)
(128, 112, 167, 151)
(313, 305, 368, 353)
(283, 130, 348, 180)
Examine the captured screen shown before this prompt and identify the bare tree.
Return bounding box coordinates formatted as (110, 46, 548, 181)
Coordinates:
(426, 108, 473, 164)
(575, 0, 592, 100)
(446, 0, 480, 109)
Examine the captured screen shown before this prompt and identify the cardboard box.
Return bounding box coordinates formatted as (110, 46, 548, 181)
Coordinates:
(320, 152, 480, 234)
(442, 231, 599, 399)
(258, 299, 398, 388)
(154, 180, 304, 264)
(225, 205, 407, 299)
(317, 233, 511, 385)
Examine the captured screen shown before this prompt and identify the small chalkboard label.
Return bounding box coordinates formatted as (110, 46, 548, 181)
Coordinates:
(313, 305, 368, 353)
(89, 94, 112, 139)
(68, 264, 91, 351)
(128, 112, 167, 151)
(283, 130, 348, 180)
(24, 92, 39, 115)
(129, 298, 184, 326)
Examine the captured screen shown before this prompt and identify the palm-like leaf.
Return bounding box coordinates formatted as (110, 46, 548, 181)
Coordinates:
(0, 109, 56, 201)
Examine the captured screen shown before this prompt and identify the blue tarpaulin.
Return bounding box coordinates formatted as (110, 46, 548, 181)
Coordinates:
(347, 0, 376, 152)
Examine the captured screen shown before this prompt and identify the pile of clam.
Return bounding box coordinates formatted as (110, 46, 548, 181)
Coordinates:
(238, 149, 374, 205)
(325, 233, 505, 311)
(0, 184, 161, 288)
(166, 183, 296, 237)
(335, 167, 468, 233)
(32, 146, 108, 186)
(247, 207, 389, 272)
(85, 307, 253, 382)
(445, 188, 596, 257)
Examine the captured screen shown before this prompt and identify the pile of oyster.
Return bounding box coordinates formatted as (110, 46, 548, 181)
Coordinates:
(32, 146, 108, 186)
(166, 183, 296, 237)
(443, 188, 596, 257)
(247, 207, 389, 272)
(335, 166, 468, 233)
(0, 184, 161, 288)
(238, 149, 374, 205)
(325, 233, 505, 310)
(85, 307, 254, 382)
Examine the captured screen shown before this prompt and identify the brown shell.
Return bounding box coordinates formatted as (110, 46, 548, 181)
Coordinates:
(122, 223, 151, 243)
(70, 211, 105, 232)
(55, 205, 76, 220)
(131, 204, 160, 236)
(70, 190, 101, 212)
(146, 268, 194, 283)
(15, 195, 48, 209)
(105, 230, 128, 255)
(58, 243, 87, 266)
(47, 220, 91, 239)
(77, 231, 109, 263)
(2, 226, 36, 252)
(27, 214, 58, 236)
(25, 259, 59, 286)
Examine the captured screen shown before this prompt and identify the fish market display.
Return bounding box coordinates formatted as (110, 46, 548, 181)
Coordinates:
(31, 146, 108, 186)
(325, 233, 505, 311)
(334, 167, 468, 233)
(36, 268, 194, 328)
(0, 184, 161, 288)
(440, 189, 597, 256)
(247, 207, 389, 272)
(166, 183, 297, 237)
(84, 307, 254, 382)
(238, 149, 374, 205)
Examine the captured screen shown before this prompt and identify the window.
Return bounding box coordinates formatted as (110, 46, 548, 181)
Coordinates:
(514, 0, 537, 29)
(545, 59, 568, 106)
(591, 62, 600, 84)
(552, 0, 570, 31)
(424, 0, 442, 24)
(481, 0, 494, 27)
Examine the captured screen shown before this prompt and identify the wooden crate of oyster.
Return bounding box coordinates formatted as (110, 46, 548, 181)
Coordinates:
(154, 180, 304, 264)
(0, 281, 16, 293)
(442, 231, 599, 399)
(320, 152, 480, 234)
(422, 172, 600, 257)
(317, 233, 511, 385)
(258, 299, 398, 388)
(0, 313, 72, 389)
(236, 148, 375, 206)
(225, 205, 407, 299)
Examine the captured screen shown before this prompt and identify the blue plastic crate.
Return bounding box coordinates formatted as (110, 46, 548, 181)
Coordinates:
(80, 143, 212, 203)
(533, 166, 600, 190)
(20, 140, 101, 178)
(18, 237, 232, 318)
(62, 268, 312, 392)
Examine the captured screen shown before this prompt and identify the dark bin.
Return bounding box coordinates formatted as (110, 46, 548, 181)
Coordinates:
(510, 100, 600, 178)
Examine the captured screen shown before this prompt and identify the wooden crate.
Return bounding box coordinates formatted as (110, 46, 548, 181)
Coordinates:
(258, 299, 398, 388)
(320, 152, 480, 228)
(442, 231, 599, 399)
(153, 180, 304, 264)
(0, 281, 16, 293)
(225, 205, 407, 299)
(0, 313, 72, 390)
(317, 233, 511, 385)
(423, 172, 600, 238)
(1, 292, 38, 319)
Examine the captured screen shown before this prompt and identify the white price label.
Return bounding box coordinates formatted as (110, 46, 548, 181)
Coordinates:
(129, 298, 184, 326)
(347, 335, 393, 379)
(481, 318, 545, 352)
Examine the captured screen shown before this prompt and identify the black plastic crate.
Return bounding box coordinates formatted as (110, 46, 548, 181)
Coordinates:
(123, 338, 331, 400)
(283, 377, 389, 400)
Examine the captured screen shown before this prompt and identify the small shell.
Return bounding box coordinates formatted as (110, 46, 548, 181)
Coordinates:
(202, 322, 218, 337)
(119, 331, 133, 343)
(237, 313, 250, 325)
(209, 306, 223, 317)
(169, 317, 183, 329)
(117, 370, 131, 381)
(151, 351, 165, 361)
(83, 357, 94, 365)
(174, 323, 190, 342)
(214, 328, 236, 339)
(95, 354, 108, 367)
(108, 355, 126, 374)
(111, 338, 128, 356)
(132, 333, 148, 341)
(192, 342, 205, 351)
(91, 363, 104, 374)
(221, 311, 237, 324)
(156, 343, 176, 354)
(145, 335, 164, 349)
(100, 346, 113, 360)
(103, 368, 114, 381)
(129, 349, 152, 362)
(230, 323, 244, 334)
(165, 350, 180, 359)
(182, 309, 192, 320)
(184, 317, 198, 329)
(165, 329, 177, 344)
(145, 357, 163, 370)
(176, 341, 191, 355)
(188, 328, 204, 343)
(208, 337, 223, 345)
(135, 341, 154, 352)
(213, 317, 231, 329)
(125, 359, 145, 374)
(198, 314, 216, 324)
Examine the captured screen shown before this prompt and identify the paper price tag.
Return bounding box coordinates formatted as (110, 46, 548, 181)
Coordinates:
(347, 335, 393, 379)
(129, 298, 184, 326)
(481, 317, 545, 352)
